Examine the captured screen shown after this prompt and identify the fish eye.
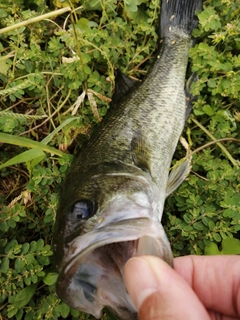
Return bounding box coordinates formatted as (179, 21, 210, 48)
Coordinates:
(72, 200, 96, 220)
(64, 200, 97, 237)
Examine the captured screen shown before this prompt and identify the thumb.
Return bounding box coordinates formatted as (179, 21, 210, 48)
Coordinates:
(124, 256, 210, 320)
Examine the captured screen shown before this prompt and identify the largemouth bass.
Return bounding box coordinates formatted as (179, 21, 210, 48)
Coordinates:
(53, 0, 202, 318)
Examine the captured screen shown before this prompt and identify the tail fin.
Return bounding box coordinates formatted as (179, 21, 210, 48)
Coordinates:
(160, 0, 202, 38)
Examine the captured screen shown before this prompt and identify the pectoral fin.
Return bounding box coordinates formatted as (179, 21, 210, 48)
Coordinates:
(131, 134, 151, 173)
(166, 158, 191, 197)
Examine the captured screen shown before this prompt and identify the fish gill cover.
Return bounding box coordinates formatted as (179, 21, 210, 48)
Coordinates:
(0, 0, 240, 319)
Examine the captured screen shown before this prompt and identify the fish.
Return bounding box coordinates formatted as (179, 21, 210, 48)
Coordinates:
(53, 0, 202, 319)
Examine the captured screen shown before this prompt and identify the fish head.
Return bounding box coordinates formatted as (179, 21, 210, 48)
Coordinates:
(54, 162, 172, 319)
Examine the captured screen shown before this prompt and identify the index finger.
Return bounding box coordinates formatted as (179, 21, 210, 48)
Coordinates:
(174, 255, 240, 317)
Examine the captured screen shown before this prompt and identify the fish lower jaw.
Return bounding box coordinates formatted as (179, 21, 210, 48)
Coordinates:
(56, 221, 172, 319)
(57, 240, 139, 319)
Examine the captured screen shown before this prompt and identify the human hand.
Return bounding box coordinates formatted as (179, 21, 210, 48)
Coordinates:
(124, 255, 240, 320)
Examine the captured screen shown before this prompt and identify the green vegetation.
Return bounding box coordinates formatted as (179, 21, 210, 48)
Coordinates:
(0, 0, 239, 319)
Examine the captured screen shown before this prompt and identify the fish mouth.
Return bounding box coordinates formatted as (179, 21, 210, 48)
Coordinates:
(56, 203, 172, 319)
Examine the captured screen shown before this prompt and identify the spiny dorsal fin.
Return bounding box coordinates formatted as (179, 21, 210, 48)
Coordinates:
(185, 72, 198, 121)
(111, 69, 138, 106)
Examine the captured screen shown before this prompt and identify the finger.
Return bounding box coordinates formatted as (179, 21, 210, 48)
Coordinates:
(124, 255, 210, 320)
(174, 255, 240, 318)
(208, 310, 240, 320)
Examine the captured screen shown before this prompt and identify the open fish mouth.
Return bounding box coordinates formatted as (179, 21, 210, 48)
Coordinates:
(56, 206, 172, 319)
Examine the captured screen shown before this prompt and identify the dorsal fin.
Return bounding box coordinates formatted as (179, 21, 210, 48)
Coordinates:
(185, 72, 198, 121)
(111, 69, 138, 106)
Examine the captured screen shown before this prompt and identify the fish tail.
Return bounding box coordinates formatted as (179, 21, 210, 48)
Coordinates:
(160, 0, 203, 38)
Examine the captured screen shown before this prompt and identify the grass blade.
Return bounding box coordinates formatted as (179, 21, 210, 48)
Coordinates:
(0, 148, 45, 170)
(0, 133, 64, 157)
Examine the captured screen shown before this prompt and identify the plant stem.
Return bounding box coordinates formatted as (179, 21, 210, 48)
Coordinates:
(192, 117, 239, 168)
(192, 137, 240, 156)
(0, 7, 71, 35)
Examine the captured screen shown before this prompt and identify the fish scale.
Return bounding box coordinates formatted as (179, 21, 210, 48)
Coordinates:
(67, 37, 190, 219)
(75, 41, 188, 168)
(54, 0, 203, 319)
